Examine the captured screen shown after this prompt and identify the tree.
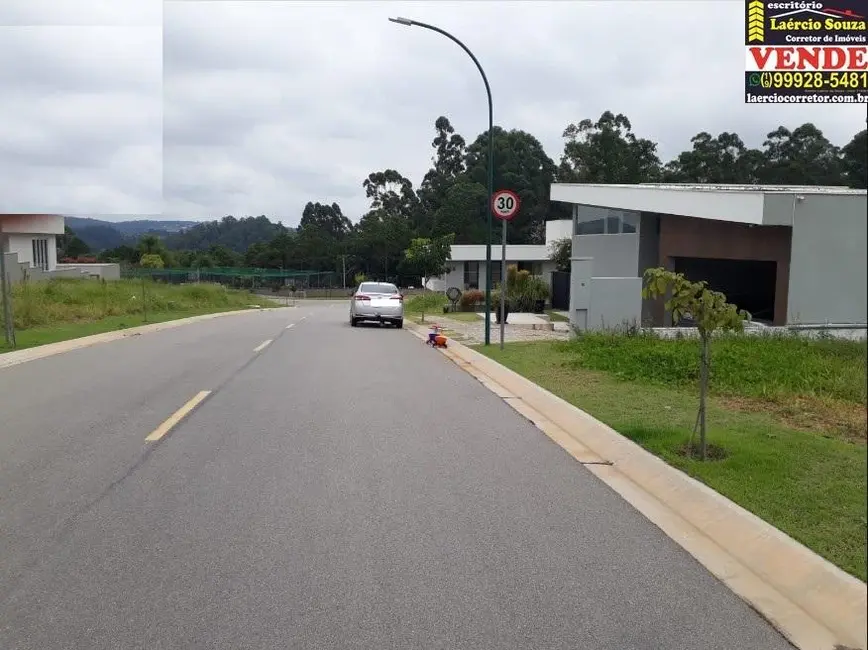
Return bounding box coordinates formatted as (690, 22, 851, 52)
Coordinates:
(464, 127, 562, 244)
(57, 226, 91, 259)
(299, 202, 352, 241)
(352, 209, 413, 280)
(429, 178, 488, 244)
(559, 111, 662, 184)
(192, 253, 215, 268)
(207, 244, 239, 267)
(403, 234, 455, 288)
(139, 253, 165, 269)
(356, 171, 418, 279)
(137, 234, 165, 257)
(97, 245, 138, 265)
(841, 129, 867, 189)
(548, 237, 571, 272)
(758, 123, 842, 186)
(416, 116, 467, 235)
(162, 215, 287, 253)
(663, 132, 763, 184)
(362, 170, 419, 219)
(642, 267, 750, 461)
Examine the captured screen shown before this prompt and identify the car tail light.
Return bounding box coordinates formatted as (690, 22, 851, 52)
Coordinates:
(354, 294, 370, 301)
(390, 294, 403, 302)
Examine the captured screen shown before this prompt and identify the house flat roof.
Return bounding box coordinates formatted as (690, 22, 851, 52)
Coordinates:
(551, 183, 866, 226)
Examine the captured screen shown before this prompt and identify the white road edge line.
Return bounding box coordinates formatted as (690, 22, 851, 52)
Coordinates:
(285, 323, 295, 329)
(253, 339, 272, 353)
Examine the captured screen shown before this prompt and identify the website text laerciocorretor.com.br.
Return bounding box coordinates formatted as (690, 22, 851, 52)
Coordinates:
(745, 92, 867, 103)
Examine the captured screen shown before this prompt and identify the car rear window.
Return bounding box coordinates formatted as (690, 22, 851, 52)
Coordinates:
(359, 283, 398, 294)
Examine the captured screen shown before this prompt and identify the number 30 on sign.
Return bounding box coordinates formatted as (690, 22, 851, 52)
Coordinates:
(491, 189, 520, 221)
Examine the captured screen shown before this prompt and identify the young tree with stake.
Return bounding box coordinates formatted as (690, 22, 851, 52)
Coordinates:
(642, 267, 750, 460)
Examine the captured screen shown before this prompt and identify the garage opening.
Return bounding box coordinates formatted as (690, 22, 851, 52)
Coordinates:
(672, 257, 777, 324)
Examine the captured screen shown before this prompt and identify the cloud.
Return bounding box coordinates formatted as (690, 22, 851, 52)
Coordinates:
(0, 4, 163, 215)
(1, 0, 864, 222)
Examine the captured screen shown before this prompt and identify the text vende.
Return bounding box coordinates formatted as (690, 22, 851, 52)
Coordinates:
(745, 46, 868, 71)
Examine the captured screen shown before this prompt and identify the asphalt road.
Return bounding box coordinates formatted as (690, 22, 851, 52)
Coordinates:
(0, 303, 793, 649)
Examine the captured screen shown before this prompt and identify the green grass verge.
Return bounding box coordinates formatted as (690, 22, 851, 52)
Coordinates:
(475, 335, 867, 582)
(443, 311, 482, 322)
(404, 292, 448, 316)
(545, 309, 569, 322)
(404, 293, 484, 324)
(1, 278, 258, 353)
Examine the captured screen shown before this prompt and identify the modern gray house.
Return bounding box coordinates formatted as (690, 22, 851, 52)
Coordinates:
(549, 183, 867, 330)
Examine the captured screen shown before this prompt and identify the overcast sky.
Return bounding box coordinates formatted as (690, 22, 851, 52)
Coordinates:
(1, 0, 865, 225)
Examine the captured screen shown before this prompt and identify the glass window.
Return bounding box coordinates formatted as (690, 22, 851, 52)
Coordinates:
(463, 261, 479, 289)
(32, 238, 49, 270)
(518, 261, 543, 276)
(622, 211, 639, 233)
(606, 216, 621, 234)
(359, 282, 398, 294)
(489, 261, 502, 287)
(576, 218, 605, 235)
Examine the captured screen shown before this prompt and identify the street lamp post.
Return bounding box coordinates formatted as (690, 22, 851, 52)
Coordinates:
(388, 16, 495, 346)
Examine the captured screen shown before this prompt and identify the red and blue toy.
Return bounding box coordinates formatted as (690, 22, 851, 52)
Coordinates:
(426, 324, 448, 348)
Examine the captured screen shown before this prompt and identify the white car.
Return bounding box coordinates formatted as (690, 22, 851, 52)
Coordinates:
(349, 282, 404, 328)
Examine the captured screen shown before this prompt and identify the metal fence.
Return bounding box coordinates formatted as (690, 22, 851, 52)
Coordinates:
(123, 267, 341, 291)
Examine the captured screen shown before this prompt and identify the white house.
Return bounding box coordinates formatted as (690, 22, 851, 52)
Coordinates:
(0, 214, 64, 273)
(426, 219, 571, 291)
(0, 214, 120, 283)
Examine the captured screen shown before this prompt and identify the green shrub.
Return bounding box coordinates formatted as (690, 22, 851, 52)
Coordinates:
(505, 264, 549, 312)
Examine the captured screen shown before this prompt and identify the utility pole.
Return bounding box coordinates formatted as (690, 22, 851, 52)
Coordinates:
(0, 235, 15, 348)
(340, 255, 347, 289)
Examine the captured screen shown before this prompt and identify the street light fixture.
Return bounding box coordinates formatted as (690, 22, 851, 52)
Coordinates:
(388, 16, 495, 346)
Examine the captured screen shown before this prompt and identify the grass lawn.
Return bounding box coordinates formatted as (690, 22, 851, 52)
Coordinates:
(1, 278, 258, 353)
(545, 309, 569, 322)
(476, 333, 867, 581)
(442, 311, 482, 322)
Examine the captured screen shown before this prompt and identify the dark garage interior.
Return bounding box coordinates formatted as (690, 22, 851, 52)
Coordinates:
(672, 257, 778, 324)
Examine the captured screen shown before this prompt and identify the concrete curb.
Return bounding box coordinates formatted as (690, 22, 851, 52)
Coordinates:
(0, 307, 291, 370)
(406, 322, 867, 650)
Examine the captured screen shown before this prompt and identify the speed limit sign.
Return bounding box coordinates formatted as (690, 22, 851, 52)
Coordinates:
(491, 189, 520, 221)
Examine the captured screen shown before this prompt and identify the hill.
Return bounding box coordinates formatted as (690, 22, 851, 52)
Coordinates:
(65, 217, 199, 251)
(65, 215, 288, 254)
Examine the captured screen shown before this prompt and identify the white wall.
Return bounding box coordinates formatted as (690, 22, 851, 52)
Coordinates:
(787, 194, 867, 324)
(6, 234, 33, 266)
(5, 233, 58, 271)
(588, 277, 643, 330)
(569, 256, 642, 331)
(429, 259, 558, 294)
(572, 234, 640, 277)
(55, 263, 121, 280)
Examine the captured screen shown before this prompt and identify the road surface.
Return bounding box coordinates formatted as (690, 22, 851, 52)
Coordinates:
(0, 303, 792, 649)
